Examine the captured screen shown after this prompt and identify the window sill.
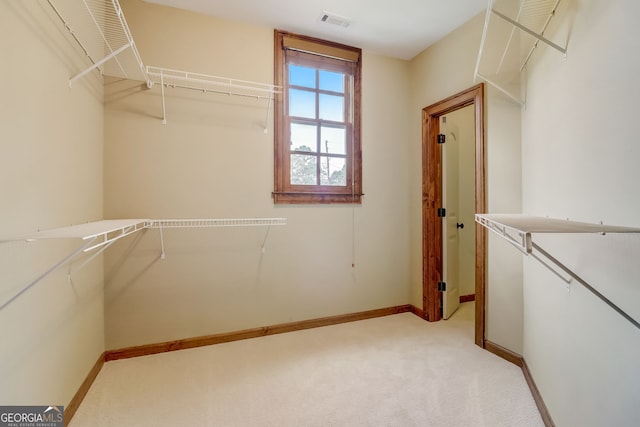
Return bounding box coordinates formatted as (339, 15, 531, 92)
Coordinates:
(272, 192, 363, 204)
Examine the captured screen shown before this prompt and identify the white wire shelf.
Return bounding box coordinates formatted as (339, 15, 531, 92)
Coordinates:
(476, 213, 640, 330)
(1, 219, 148, 248)
(145, 66, 282, 127)
(44, 2, 280, 128)
(146, 67, 281, 100)
(474, 0, 567, 105)
(1, 217, 286, 310)
(147, 218, 287, 228)
(47, 0, 149, 86)
(475, 214, 640, 254)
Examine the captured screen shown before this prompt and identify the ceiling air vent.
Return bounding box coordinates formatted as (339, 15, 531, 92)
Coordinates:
(319, 12, 352, 28)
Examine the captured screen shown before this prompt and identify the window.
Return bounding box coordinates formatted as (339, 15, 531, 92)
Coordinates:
(273, 30, 362, 204)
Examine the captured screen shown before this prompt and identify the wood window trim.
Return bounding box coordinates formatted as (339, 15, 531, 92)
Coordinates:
(273, 30, 362, 204)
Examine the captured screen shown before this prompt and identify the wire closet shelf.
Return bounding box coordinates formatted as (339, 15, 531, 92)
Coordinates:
(47, 0, 149, 85)
(0, 218, 286, 310)
(145, 66, 282, 127)
(473, 0, 567, 106)
(46, 0, 282, 127)
(146, 67, 281, 100)
(476, 214, 640, 330)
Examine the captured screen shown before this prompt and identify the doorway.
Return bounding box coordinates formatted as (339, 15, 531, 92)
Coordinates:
(440, 106, 476, 319)
(421, 83, 486, 347)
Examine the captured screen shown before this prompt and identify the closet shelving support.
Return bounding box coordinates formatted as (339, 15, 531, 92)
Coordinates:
(0, 219, 147, 310)
(45, 1, 281, 129)
(147, 218, 287, 259)
(475, 214, 640, 330)
(47, 0, 150, 86)
(474, 0, 567, 106)
(0, 218, 286, 310)
(145, 66, 282, 129)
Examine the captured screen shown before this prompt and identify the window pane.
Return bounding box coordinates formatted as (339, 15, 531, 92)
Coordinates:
(319, 94, 344, 121)
(289, 89, 316, 118)
(320, 156, 346, 186)
(289, 65, 316, 88)
(320, 126, 346, 155)
(291, 154, 317, 185)
(319, 70, 344, 93)
(291, 123, 317, 152)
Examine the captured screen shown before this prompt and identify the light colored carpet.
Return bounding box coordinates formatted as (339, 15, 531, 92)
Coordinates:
(70, 303, 544, 426)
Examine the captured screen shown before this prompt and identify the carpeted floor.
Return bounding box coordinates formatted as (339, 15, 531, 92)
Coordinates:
(69, 303, 544, 426)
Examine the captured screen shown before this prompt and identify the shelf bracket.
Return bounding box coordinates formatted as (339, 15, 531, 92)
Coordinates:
(1, 218, 286, 307)
(159, 225, 166, 259)
(475, 73, 525, 106)
(69, 42, 132, 87)
(160, 69, 167, 125)
(491, 8, 567, 56)
(0, 238, 97, 311)
(476, 214, 640, 331)
(261, 225, 272, 253)
(531, 242, 640, 330)
(474, 0, 566, 106)
(263, 96, 273, 134)
(68, 238, 117, 283)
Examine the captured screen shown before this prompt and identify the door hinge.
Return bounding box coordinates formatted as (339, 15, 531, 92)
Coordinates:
(438, 281, 446, 292)
(437, 207, 446, 217)
(437, 134, 446, 144)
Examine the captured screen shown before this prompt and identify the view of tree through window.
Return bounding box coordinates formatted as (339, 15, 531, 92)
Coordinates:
(273, 30, 361, 204)
(289, 65, 347, 186)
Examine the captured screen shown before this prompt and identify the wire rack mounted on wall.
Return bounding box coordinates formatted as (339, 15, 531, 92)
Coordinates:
(0, 217, 286, 310)
(473, 0, 567, 106)
(476, 214, 640, 330)
(47, 0, 149, 86)
(145, 66, 282, 128)
(45, 0, 281, 128)
(147, 218, 287, 228)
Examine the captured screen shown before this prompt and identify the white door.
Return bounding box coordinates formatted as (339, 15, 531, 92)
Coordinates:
(441, 117, 460, 319)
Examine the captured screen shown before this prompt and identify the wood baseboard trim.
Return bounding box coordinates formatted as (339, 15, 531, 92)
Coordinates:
(64, 309, 554, 427)
(484, 341, 555, 427)
(484, 339, 523, 367)
(106, 305, 413, 361)
(460, 294, 475, 303)
(522, 359, 556, 427)
(64, 351, 105, 426)
(410, 304, 425, 318)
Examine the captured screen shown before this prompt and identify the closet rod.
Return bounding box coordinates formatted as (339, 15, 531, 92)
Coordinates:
(153, 82, 275, 100)
(147, 218, 287, 228)
(146, 66, 281, 126)
(146, 66, 281, 97)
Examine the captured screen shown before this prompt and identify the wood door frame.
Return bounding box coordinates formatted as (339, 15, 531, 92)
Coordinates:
(422, 83, 486, 347)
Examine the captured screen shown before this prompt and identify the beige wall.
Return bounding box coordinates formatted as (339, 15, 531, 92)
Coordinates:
(0, 1, 104, 407)
(408, 13, 524, 353)
(13, 1, 630, 420)
(521, 0, 640, 425)
(103, 0, 413, 349)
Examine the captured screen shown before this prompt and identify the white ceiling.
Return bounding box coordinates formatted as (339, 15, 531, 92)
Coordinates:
(143, 0, 488, 60)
